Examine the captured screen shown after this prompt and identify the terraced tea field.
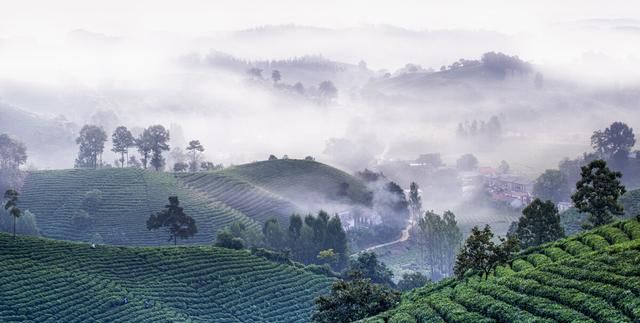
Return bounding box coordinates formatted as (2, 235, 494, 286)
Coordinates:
(0, 233, 333, 322)
(361, 219, 640, 323)
(20, 168, 257, 245)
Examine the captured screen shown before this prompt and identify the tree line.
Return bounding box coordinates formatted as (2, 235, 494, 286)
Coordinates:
(75, 124, 209, 172)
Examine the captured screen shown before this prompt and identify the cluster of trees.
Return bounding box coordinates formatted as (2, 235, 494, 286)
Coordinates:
(75, 124, 217, 172)
(146, 196, 197, 245)
(262, 212, 348, 271)
(1, 189, 38, 238)
(456, 153, 479, 171)
(439, 52, 531, 78)
(456, 116, 502, 139)
(417, 210, 463, 279)
(246, 67, 338, 102)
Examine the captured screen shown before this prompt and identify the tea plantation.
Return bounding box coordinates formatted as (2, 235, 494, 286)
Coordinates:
(0, 233, 333, 322)
(360, 218, 640, 323)
(20, 168, 258, 245)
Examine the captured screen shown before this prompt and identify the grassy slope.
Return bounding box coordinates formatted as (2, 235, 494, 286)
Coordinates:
(361, 219, 640, 323)
(0, 233, 332, 323)
(19, 160, 368, 246)
(20, 168, 257, 246)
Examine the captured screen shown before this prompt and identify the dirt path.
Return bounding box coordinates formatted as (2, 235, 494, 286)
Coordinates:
(361, 220, 414, 253)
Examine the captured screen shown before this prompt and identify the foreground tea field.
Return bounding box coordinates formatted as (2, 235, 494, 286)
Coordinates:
(361, 219, 640, 323)
(0, 234, 333, 322)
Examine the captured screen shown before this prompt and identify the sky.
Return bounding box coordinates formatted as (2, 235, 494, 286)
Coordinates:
(1, 0, 640, 37)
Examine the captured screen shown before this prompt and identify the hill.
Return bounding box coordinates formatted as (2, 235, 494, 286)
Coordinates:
(18, 160, 369, 246)
(360, 218, 640, 323)
(0, 233, 332, 322)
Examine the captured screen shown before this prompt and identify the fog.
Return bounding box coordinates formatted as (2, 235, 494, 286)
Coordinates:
(0, 0, 639, 185)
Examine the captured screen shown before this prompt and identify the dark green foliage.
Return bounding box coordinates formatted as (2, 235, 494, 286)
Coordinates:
(454, 225, 519, 280)
(75, 125, 107, 169)
(515, 199, 565, 248)
(591, 122, 635, 159)
(264, 211, 349, 271)
(533, 169, 570, 203)
(312, 275, 400, 323)
(397, 272, 431, 291)
(347, 252, 394, 287)
(572, 159, 626, 228)
(147, 196, 197, 245)
(214, 229, 244, 249)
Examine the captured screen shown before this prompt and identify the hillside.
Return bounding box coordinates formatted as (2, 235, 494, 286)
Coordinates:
(19, 160, 369, 246)
(20, 168, 257, 245)
(361, 218, 640, 323)
(0, 233, 332, 322)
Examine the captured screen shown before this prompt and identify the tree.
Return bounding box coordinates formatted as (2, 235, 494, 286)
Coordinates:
(146, 196, 197, 245)
(135, 131, 152, 169)
(173, 162, 188, 172)
(571, 159, 626, 228)
(271, 70, 281, 84)
(515, 199, 565, 248)
(312, 274, 400, 323)
(408, 182, 422, 219)
(454, 225, 519, 280)
(186, 140, 205, 172)
(591, 122, 636, 159)
(247, 67, 263, 79)
(456, 153, 478, 171)
(397, 272, 431, 291)
(498, 160, 510, 174)
(214, 229, 244, 250)
(417, 210, 462, 279)
(346, 252, 394, 287)
(3, 189, 22, 238)
(75, 125, 107, 169)
(143, 125, 171, 171)
(0, 134, 27, 170)
(111, 126, 135, 168)
(533, 169, 570, 203)
(293, 82, 305, 94)
(268, 154, 278, 160)
(318, 81, 338, 100)
(263, 218, 284, 250)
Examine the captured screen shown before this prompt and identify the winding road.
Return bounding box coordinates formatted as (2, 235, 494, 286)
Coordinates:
(361, 219, 414, 253)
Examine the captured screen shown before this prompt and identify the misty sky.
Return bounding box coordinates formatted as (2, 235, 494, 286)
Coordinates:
(1, 0, 639, 171)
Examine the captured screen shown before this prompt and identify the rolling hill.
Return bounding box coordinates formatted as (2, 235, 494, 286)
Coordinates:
(0, 233, 333, 322)
(18, 159, 368, 246)
(361, 218, 640, 323)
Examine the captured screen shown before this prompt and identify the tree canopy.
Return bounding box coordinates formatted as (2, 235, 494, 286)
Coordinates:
(146, 196, 197, 245)
(571, 159, 626, 228)
(515, 198, 565, 248)
(454, 225, 519, 280)
(111, 126, 135, 168)
(75, 125, 107, 169)
(591, 121, 635, 159)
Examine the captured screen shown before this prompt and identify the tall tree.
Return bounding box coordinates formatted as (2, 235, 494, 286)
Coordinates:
(144, 125, 170, 171)
(408, 182, 422, 220)
(186, 140, 205, 172)
(111, 126, 135, 168)
(263, 218, 284, 250)
(135, 132, 152, 169)
(3, 189, 22, 238)
(418, 210, 462, 278)
(591, 122, 636, 159)
(75, 125, 107, 169)
(532, 169, 571, 203)
(146, 196, 197, 245)
(271, 70, 281, 84)
(515, 198, 565, 248)
(571, 159, 626, 228)
(454, 225, 518, 280)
